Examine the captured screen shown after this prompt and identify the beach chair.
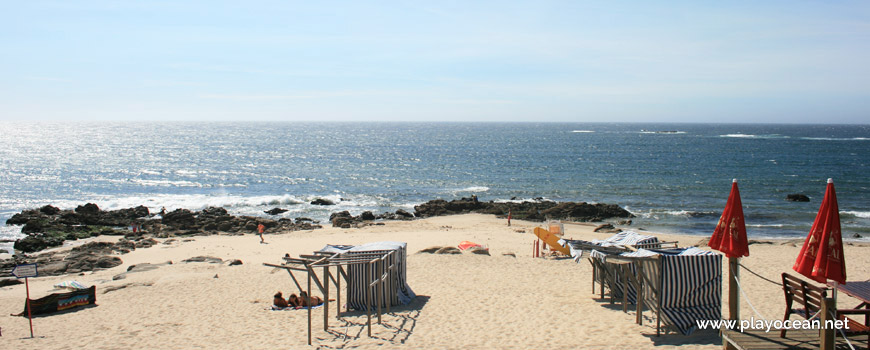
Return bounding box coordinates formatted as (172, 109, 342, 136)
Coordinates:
(548, 220, 564, 237)
(781, 273, 870, 348)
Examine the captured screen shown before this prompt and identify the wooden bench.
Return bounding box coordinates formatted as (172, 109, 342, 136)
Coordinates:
(782, 272, 870, 348)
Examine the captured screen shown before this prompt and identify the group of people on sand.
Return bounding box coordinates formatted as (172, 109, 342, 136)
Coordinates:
(273, 291, 324, 308)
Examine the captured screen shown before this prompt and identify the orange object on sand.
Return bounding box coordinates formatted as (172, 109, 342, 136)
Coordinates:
(458, 241, 483, 251)
(533, 227, 570, 255)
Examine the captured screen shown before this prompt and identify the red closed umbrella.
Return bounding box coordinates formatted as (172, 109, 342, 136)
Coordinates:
(709, 179, 750, 323)
(793, 178, 846, 284)
(709, 179, 750, 258)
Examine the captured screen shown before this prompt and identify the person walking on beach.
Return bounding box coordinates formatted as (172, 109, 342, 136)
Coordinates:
(507, 209, 512, 227)
(257, 223, 266, 244)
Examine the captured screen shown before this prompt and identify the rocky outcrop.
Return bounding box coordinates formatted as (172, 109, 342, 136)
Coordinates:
(414, 198, 633, 222)
(310, 198, 335, 206)
(8, 203, 147, 252)
(786, 194, 810, 202)
(1, 238, 159, 277)
(329, 209, 415, 228)
(264, 208, 288, 215)
(8, 204, 323, 253)
(593, 223, 621, 233)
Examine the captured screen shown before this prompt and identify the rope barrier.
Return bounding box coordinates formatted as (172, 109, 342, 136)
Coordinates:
(737, 263, 781, 286)
(828, 310, 856, 350)
(730, 263, 769, 320)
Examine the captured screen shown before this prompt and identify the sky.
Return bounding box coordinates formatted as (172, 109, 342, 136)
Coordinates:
(2, 1, 869, 123)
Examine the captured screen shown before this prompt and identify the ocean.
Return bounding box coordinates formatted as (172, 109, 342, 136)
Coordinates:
(2, 122, 869, 251)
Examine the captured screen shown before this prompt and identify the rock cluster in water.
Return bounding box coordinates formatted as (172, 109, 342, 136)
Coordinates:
(412, 197, 634, 222)
(786, 194, 811, 202)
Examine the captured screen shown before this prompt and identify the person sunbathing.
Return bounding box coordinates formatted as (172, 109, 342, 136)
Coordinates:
(298, 291, 324, 307)
(287, 293, 300, 307)
(273, 292, 289, 308)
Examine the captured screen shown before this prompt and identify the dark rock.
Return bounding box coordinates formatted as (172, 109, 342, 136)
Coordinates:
(96, 256, 123, 268)
(413, 198, 632, 222)
(264, 208, 288, 215)
(21, 219, 46, 234)
(468, 247, 490, 255)
(417, 246, 443, 254)
(219, 222, 235, 232)
(75, 203, 101, 214)
(162, 209, 197, 229)
(852, 233, 863, 238)
(540, 202, 633, 222)
(330, 211, 354, 228)
(7, 203, 323, 253)
(40, 205, 61, 215)
(310, 198, 335, 206)
(360, 211, 376, 221)
(593, 223, 615, 232)
(244, 222, 258, 231)
(14, 235, 64, 253)
(786, 194, 811, 202)
(395, 209, 414, 218)
(200, 206, 229, 217)
(228, 259, 243, 266)
(39, 261, 69, 275)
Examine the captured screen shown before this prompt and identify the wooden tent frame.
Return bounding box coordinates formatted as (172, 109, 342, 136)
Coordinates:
(597, 253, 668, 336)
(264, 248, 398, 345)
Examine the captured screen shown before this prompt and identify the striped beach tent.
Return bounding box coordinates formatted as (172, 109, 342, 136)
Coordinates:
(595, 231, 660, 247)
(321, 241, 415, 311)
(591, 247, 722, 335)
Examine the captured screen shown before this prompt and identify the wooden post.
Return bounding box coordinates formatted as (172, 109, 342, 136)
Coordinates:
(723, 257, 739, 350)
(366, 261, 372, 337)
(820, 297, 835, 350)
(336, 265, 342, 319)
(621, 266, 628, 313)
(729, 257, 739, 321)
(25, 277, 34, 338)
(377, 258, 383, 325)
(592, 263, 596, 294)
(636, 263, 644, 325)
(323, 265, 329, 331)
(307, 267, 312, 346)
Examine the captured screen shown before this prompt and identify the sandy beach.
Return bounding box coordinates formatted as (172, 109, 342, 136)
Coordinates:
(2, 213, 869, 349)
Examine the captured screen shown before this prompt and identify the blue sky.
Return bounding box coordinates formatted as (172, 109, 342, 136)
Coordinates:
(2, 1, 869, 123)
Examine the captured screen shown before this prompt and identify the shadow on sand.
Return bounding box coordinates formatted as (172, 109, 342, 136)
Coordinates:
(315, 295, 430, 349)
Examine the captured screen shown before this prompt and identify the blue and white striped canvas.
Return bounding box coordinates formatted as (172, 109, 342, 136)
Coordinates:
(334, 242, 416, 311)
(657, 248, 721, 335)
(592, 247, 721, 335)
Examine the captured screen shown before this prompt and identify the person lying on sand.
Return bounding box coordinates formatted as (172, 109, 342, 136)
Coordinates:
(273, 292, 289, 308)
(298, 291, 324, 307)
(287, 293, 300, 307)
